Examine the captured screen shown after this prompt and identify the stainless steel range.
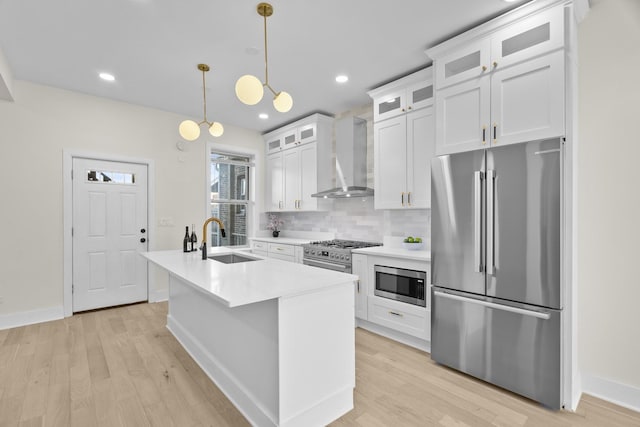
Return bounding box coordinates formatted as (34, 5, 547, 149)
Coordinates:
(302, 239, 381, 273)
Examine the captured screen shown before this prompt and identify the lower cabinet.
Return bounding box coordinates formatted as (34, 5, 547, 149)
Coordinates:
(250, 240, 302, 264)
(351, 254, 368, 320)
(354, 253, 431, 342)
(367, 296, 430, 340)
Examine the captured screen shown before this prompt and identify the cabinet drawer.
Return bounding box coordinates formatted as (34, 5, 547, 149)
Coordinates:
(268, 243, 295, 257)
(269, 252, 295, 262)
(367, 297, 430, 340)
(251, 240, 268, 251)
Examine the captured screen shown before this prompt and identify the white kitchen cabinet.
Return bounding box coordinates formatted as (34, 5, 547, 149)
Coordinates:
(361, 254, 431, 342)
(264, 114, 332, 212)
(367, 297, 430, 340)
(369, 68, 435, 210)
(352, 254, 368, 320)
(250, 240, 268, 257)
(490, 50, 565, 146)
(266, 152, 284, 211)
(250, 239, 301, 263)
(373, 106, 435, 209)
(270, 141, 319, 212)
(371, 69, 434, 123)
(266, 132, 284, 154)
(429, 3, 566, 155)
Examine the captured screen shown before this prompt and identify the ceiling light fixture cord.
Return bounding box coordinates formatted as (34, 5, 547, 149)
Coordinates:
(201, 66, 208, 124)
(262, 5, 276, 96)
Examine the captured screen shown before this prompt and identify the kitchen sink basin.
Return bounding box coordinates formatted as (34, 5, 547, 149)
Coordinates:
(208, 253, 260, 264)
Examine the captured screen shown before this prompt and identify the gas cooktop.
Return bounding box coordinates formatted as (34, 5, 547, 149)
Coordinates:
(306, 239, 382, 250)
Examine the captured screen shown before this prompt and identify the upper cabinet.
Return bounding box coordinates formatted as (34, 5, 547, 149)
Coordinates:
(427, 3, 567, 155)
(368, 68, 436, 210)
(373, 78, 434, 123)
(263, 114, 333, 212)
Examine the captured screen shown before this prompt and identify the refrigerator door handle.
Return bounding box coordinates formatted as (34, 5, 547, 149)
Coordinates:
(486, 169, 495, 275)
(434, 290, 551, 320)
(473, 171, 483, 272)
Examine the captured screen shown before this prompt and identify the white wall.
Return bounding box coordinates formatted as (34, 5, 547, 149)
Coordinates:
(0, 81, 263, 320)
(578, 0, 640, 409)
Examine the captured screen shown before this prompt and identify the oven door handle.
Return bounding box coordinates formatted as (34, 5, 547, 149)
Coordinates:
(303, 258, 349, 272)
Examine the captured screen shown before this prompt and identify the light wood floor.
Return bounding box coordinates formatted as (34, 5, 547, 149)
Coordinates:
(0, 302, 638, 427)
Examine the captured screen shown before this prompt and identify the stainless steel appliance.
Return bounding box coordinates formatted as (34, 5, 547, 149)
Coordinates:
(430, 139, 563, 409)
(302, 239, 381, 273)
(311, 117, 374, 198)
(374, 265, 426, 307)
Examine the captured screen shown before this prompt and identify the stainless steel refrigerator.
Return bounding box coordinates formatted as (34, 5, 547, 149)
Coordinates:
(430, 139, 562, 409)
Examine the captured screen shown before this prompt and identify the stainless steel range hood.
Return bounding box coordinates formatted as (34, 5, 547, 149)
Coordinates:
(312, 116, 374, 198)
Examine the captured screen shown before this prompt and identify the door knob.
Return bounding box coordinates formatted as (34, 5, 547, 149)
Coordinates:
(140, 228, 146, 233)
(140, 238, 146, 243)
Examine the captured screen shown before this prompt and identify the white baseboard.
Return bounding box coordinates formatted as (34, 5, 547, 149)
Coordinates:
(148, 288, 168, 303)
(582, 374, 640, 413)
(0, 306, 64, 330)
(356, 318, 431, 353)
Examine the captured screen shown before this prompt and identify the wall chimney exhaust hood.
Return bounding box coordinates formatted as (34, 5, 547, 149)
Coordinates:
(312, 116, 374, 198)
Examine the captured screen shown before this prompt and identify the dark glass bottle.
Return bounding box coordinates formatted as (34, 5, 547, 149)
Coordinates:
(183, 226, 190, 253)
(190, 224, 198, 252)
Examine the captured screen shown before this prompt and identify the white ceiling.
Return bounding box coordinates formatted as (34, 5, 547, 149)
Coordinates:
(0, 0, 529, 133)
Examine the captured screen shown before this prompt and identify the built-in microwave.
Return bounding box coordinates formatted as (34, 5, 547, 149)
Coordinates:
(374, 265, 426, 307)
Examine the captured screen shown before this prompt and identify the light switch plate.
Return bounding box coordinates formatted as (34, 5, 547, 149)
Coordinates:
(159, 217, 175, 227)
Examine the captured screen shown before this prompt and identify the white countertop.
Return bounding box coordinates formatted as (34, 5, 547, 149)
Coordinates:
(352, 245, 431, 262)
(249, 236, 312, 245)
(142, 248, 357, 308)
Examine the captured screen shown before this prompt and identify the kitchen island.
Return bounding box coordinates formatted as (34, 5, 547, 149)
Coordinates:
(142, 248, 357, 427)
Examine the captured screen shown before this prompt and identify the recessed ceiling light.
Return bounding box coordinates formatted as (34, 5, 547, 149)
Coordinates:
(99, 72, 115, 82)
(503, 0, 518, 2)
(335, 75, 349, 83)
(259, 113, 269, 120)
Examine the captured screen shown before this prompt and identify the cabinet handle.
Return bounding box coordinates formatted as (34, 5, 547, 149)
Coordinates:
(493, 61, 498, 68)
(482, 65, 487, 72)
(493, 123, 497, 144)
(357, 280, 360, 293)
(401, 192, 405, 206)
(401, 108, 405, 112)
(482, 126, 487, 144)
(388, 311, 404, 317)
(407, 192, 411, 206)
(408, 106, 412, 110)
(276, 247, 284, 251)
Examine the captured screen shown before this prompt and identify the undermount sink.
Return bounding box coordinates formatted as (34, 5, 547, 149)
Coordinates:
(208, 253, 260, 264)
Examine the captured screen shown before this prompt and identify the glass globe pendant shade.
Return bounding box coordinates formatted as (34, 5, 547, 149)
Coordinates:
(235, 75, 264, 105)
(179, 120, 200, 141)
(273, 91, 293, 113)
(209, 122, 224, 137)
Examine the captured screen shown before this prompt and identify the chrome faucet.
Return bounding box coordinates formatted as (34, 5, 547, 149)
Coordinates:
(201, 217, 226, 260)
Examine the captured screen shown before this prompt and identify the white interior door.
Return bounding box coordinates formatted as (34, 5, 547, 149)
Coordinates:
(72, 158, 148, 312)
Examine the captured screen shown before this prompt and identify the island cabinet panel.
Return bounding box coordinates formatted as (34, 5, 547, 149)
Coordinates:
(278, 284, 355, 426)
(166, 272, 355, 427)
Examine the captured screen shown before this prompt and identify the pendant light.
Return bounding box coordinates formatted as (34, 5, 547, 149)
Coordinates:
(179, 64, 224, 141)
(235, 3, 293, 113)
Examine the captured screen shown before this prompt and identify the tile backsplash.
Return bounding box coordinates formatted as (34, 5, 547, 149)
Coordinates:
(261, 198, 430, 244)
